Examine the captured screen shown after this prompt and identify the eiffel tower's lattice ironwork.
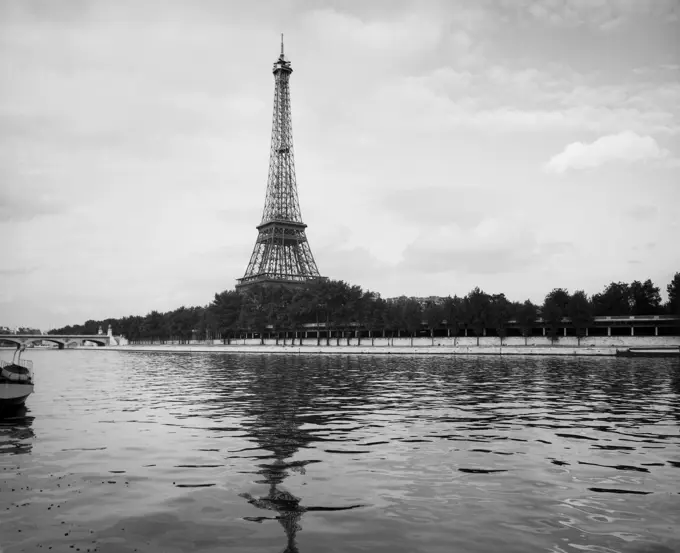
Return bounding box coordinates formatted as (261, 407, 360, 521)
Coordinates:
(237, 36, 324, 290)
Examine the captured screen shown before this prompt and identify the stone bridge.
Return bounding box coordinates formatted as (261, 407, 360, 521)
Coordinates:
(0, 334, 111, 349)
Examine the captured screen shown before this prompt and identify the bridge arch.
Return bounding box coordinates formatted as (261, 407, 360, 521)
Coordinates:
(0, 337, 23, 348)
(80, 338, 108, 347)
(25, 337, 67, 349)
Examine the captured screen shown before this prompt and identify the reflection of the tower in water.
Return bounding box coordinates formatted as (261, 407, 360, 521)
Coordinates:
(0, 406, 35, 455)
(238, 356, 363, 553)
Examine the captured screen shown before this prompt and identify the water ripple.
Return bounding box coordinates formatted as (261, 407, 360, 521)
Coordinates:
(0, 351, 679, 552)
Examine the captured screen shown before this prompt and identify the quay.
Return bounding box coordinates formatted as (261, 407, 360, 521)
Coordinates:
(91, 335, 680, 357)
(95, 344, 624, 356)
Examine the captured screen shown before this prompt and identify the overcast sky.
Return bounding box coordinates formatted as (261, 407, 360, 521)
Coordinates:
(1, 0, 679, 329)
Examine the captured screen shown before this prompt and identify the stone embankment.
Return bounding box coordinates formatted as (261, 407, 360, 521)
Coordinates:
(104, 344, 619, 355)
(94, 335, 680, 357)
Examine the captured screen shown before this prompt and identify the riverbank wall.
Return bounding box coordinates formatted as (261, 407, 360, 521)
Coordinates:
(102, 344, 620, 355)
(7, 336, 677, 356)
(125, 335, 680, 349)
(91, 335, 680, 356)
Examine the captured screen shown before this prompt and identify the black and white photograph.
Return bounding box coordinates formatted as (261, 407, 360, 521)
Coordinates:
(1, 1, 679, 552)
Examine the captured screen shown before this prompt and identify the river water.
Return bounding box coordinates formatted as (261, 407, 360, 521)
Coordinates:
(1, 351, 679, 553)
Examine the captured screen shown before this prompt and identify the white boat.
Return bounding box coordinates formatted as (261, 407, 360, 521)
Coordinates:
(617, 347, 680, 358)
(0, 346, 34, 409)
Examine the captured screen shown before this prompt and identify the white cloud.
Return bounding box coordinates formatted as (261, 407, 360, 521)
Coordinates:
(499, 0, 680, 29)
(398, 218, 574, 276)
(626, 205, 659, 221)
(363, 65, 680, 137)
(302, 9, 443, 54)
(544, 131, 670, 174)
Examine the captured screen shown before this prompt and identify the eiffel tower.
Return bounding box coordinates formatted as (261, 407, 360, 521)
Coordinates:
(236, 36, 324, 290)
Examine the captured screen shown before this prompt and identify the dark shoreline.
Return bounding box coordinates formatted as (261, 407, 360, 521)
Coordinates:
(86, 344, 679, 357)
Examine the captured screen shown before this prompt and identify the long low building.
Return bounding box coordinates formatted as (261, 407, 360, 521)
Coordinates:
(266, 314, 680, 339)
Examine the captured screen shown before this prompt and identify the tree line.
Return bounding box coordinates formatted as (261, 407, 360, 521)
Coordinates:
(47, 273, 680, 345)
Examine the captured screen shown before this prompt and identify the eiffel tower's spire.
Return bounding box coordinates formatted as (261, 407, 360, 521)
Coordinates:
(236, 40, 324, 290)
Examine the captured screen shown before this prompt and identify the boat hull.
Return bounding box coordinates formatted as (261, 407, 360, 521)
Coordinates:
(0, 382, 34, 407)
(617, 347, 680, 358)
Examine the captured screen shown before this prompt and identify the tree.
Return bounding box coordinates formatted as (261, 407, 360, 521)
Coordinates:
(299, 282, 326, 345)
(441, 296, 462, 339)
(592, 282, 631, 316)
(82, 319, 99, 335)
(382, 299, 403, 340)
(630, 279, 662, 315)
(516, 300, 538, 346)
(118, 315, 143, 343)
(342, 284, 364, 345)
(489, 294, 512, 345)
(667, 272, 680, 315)
(284, 291, 305, 345)
(542, 288, 569, 343)
(666, 272, 680, 334)
(400, 298, 423, 346)
(144, 310, 168, 344)
(464, 288, 491, 346)
(210, 290, 243, 343)
(423, 301, 443, 344)
(361, 292, 384, 344)
(196, 307, 218, 342)
(568, 290, 593, 345)
(317, 279, 350, 345)
(169, 306, 193, 343)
